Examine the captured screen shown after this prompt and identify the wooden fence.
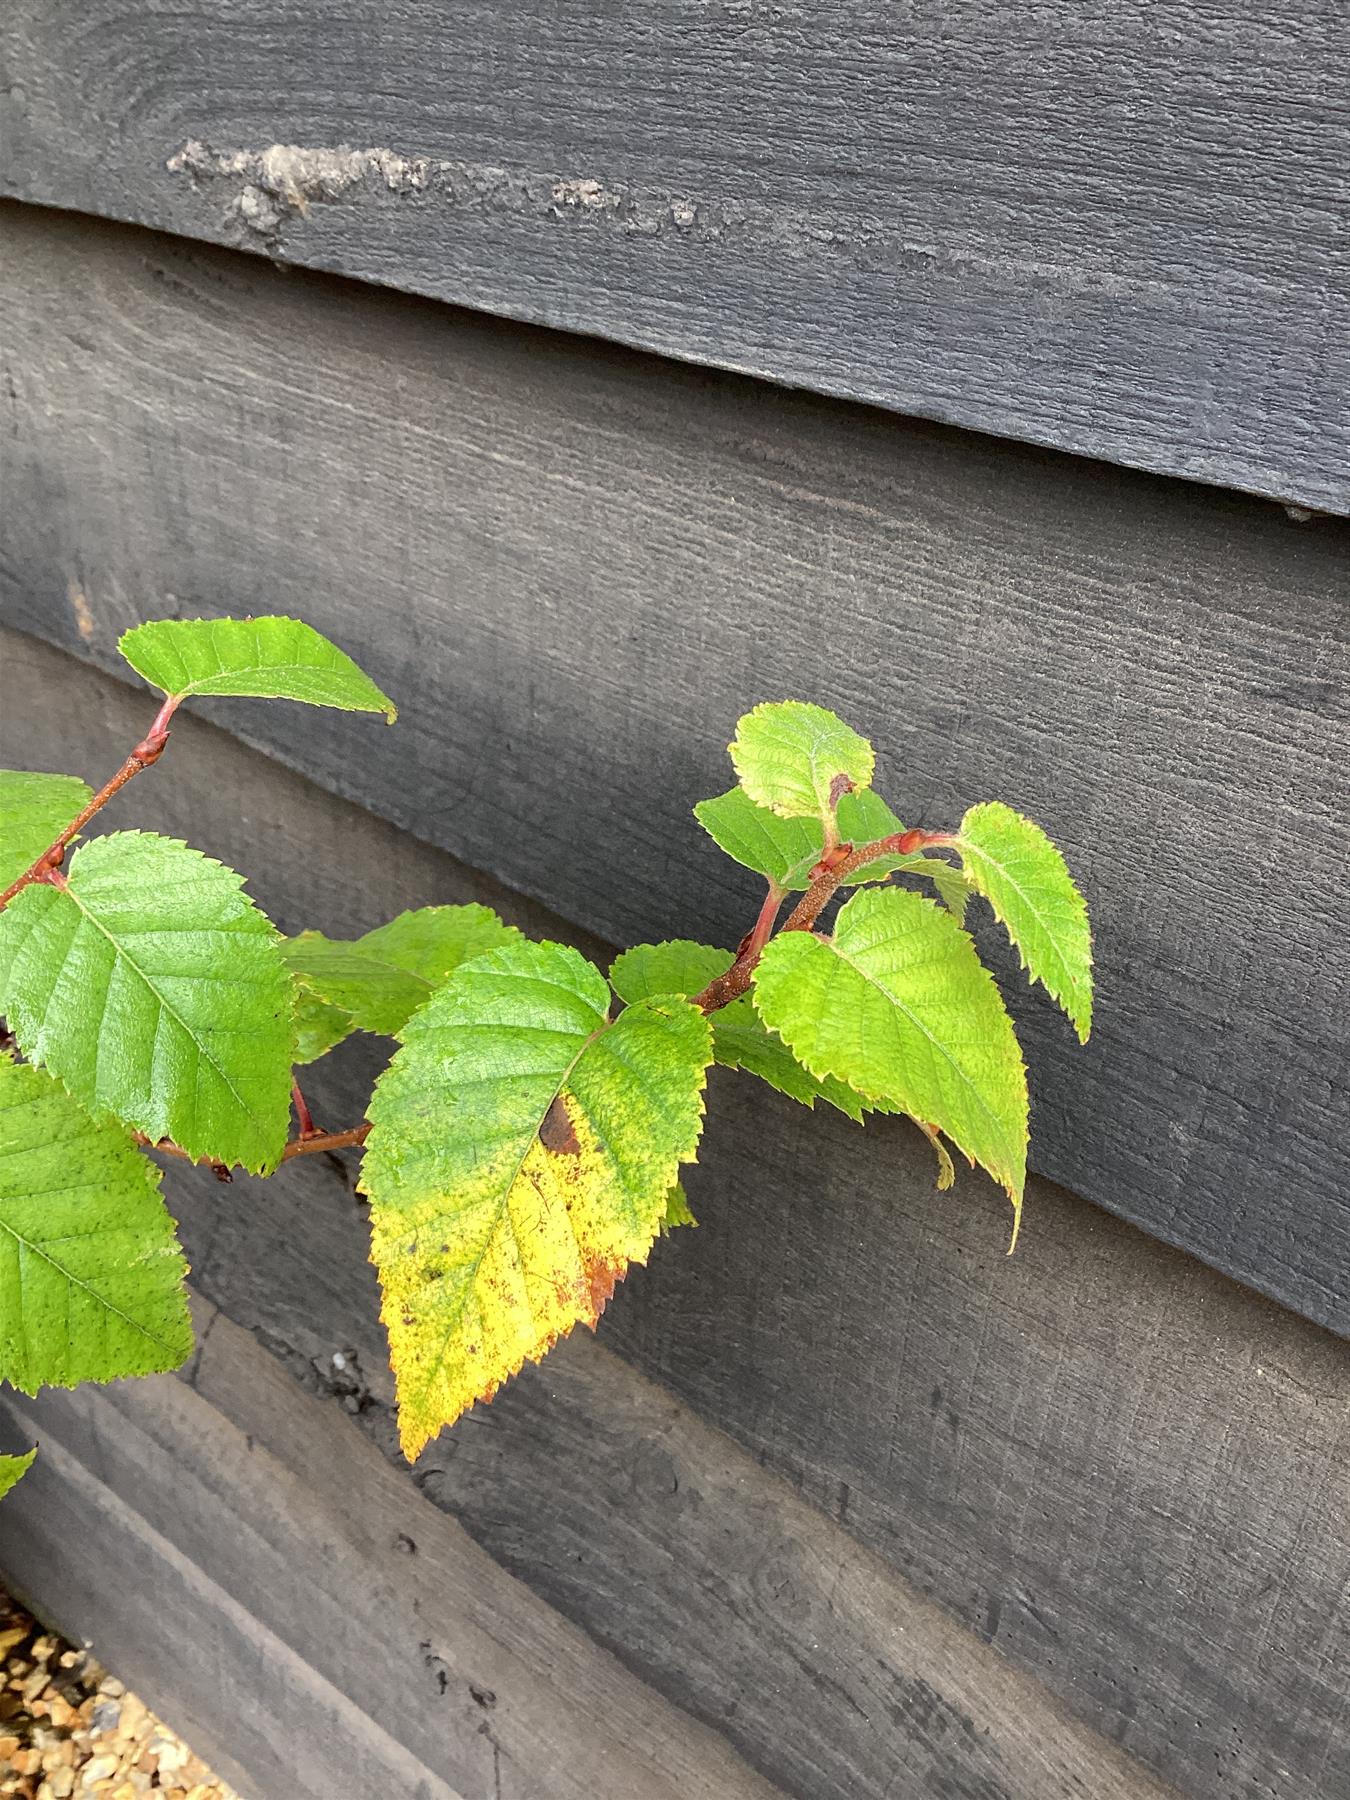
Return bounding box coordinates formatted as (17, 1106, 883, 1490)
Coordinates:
(1, 6, 1347, 1795)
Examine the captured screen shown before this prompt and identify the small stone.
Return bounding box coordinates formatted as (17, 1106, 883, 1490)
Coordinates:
(78, 1755, 117, 1784)
(114, 1696, 147, 1743)
(89, 1699, 121, 1733)
(0, 1628, 27, 1657)
(149, 1736, 187, 1773)
(95, 1679, 123, 1700)
(47, 1781, 74, 1800)
(45, 1696, 76, 1731)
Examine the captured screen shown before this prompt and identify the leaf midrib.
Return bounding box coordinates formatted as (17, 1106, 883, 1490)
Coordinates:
(176, 660, 349, 696)
(59, 881, 256, 1125)
(405, 1016, 610, 1421)
(0, 1211, 180, 1355)
(832, 937, 1021, 1180)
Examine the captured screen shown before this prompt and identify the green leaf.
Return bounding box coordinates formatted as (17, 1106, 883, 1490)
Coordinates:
(292, 987, 357, 1066)
(284, 905, 521, 1039)
(835, 789, 905, 878)
(362, 939, 713, 1458)
(609, 939, 865, 1122)
(693, 788, 823, 889)
(694, 785, 964, 916)
(956, 802, 1093, 1042)
(0, 1057, 192, 1390)
(0, 832, 294, 1172)
(0, 1448, 36, 1500)
(837, 792, 970, 917)
(893, 854, 971, 923)
(729, 701, 874, 826)
(118, 615, 396, 719)
(753, 887, 1028, 1231)
(693, 785, 909, 891)
(609, 940, 729, 1006)
(662, 1183, 697, 1233)
(0, 771, 93, 888)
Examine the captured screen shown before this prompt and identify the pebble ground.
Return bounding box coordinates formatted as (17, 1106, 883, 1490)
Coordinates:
(0, 1588, 237, 1800)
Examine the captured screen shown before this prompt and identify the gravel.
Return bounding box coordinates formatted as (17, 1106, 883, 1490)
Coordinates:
(0, 1587, 238, 1799)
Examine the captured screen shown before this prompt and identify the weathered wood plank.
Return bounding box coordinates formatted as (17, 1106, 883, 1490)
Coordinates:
(4, 630, 1347, 1800)
(0, 1430, 462, 1800)
(0, 1301, 1176, 1800)
(2, 206, 1347, 1336)
(0, 1303, 787, 1800)
(2, 3, 1347, 508)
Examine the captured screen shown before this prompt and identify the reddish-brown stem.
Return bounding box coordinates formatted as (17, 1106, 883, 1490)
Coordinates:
(0, 697, 182, 911)
(281, 1123, 370, 1161)
(135, 1121, 371, 1169)
(743, 881, 786, 960)
(291, 1078, 319, 1139)
(693, 828, 952, 1013)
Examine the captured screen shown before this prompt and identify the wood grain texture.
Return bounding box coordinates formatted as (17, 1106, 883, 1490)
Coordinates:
(2, 206, 1347, 1336)
(0, 1302, 1177, 1800)
(0, 1303, 785, 1800)
(1, 2, 1347, 509)
(3, 630, 1347, 1800)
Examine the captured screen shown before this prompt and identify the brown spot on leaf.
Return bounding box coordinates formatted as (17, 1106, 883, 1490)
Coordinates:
(828, 771, 855, 807)
(539, 1094, 581, 1155)
(584, 1254, 625, 1324)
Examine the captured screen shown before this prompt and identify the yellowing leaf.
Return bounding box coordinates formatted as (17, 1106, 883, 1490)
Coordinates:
(729, 701, 874, 827)
(753, 887, 1028, 1236)
(361, 940, 712, 1458)
(957, 802, 1093, 1041)
(0, 1057, 192, 1389)
(118, 615, 396, 718)
(0, 770, 93, 889)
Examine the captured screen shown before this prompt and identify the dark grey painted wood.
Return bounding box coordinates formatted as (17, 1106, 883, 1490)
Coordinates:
(0, 1303, 1174, 1800)
(3, 630, 1347, 1800)
(1, 3, 1347, 509)
(0, 1304, 788, 1800)
(2, 206, 1347, 1337)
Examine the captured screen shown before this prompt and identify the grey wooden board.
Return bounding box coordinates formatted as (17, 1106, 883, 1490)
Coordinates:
(3, 629, 1347, 1800)
(0, 1434, 462, 1800)
(2, 207, 1348, 1338)
(1, 3, 1347, 511)
(0, 1304, 1175, 1800)
(0, 1306, 784, 1800)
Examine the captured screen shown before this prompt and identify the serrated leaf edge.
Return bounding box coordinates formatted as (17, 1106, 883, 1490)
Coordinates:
(751, 900, 1029, 1239)
(117, 615, 397, 721)
(957, 802, 1093, 1044)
